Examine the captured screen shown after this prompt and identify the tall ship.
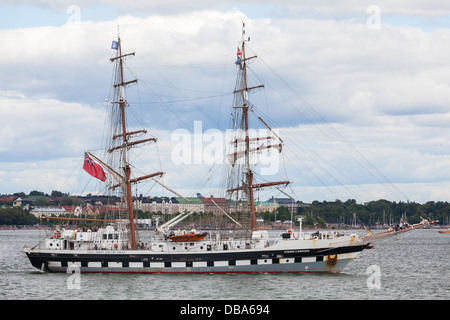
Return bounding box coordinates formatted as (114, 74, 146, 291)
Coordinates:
(24, 27, 370, 274)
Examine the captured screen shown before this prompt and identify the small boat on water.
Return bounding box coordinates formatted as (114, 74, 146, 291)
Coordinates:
(438, 229, 450, 234)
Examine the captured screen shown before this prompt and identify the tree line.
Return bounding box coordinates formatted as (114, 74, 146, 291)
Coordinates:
(1, 189, 450, 227)
(303, 199, 449, 227)
(0, 207, 39, 226)
(134, 199, 449, 228)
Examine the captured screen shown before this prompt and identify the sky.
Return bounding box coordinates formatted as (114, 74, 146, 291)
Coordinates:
(1, 1, 450, 204)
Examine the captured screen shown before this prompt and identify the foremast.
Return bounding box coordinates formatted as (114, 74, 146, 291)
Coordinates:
(227, 23, 291, 231)
(108, 36, 163, 249)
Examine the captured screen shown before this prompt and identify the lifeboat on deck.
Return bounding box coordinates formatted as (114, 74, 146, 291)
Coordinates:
(168, 230, 208, 242)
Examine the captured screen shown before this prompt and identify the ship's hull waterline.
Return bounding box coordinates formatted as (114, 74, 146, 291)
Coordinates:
(25, 243, 368, 274)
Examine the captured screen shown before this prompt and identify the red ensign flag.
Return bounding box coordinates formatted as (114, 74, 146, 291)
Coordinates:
(83, 153, 106, 182)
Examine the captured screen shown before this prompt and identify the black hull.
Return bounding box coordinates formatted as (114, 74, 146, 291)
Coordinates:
(26, 243, 368, 274)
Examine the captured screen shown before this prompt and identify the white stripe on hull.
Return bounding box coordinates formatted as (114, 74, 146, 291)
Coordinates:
(44, 252, 359, 274)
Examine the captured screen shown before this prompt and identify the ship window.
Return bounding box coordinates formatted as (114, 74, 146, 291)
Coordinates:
(108, 234, 113, 239)
(103, 234, 107, 240)
(172, 247, 176, 250)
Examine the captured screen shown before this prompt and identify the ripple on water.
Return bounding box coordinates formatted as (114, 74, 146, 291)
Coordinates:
(1, 229, 449, 300)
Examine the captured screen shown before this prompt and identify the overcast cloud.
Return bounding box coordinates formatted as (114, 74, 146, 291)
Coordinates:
(1, 1, 450, 204)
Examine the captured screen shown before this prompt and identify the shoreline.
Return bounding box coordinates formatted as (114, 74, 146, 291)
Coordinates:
(1, 224, 448, 231)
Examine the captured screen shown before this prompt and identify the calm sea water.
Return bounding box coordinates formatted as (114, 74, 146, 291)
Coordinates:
(0, 228, 448, 300)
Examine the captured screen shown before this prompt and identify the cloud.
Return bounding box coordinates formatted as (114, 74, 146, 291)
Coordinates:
(3, 8, 449, 127)
(273, 118, 450, 201)
(0, 157, 82, 196)
(0, 91, 105, 161)
(6, 1, 450, 17)
(1, 5, 450, 203)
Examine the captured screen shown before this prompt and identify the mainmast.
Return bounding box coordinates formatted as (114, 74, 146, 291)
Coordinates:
(228, 23, 290, 231)
(109, 36, 163, 249)
(241, 26, 257, 231)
